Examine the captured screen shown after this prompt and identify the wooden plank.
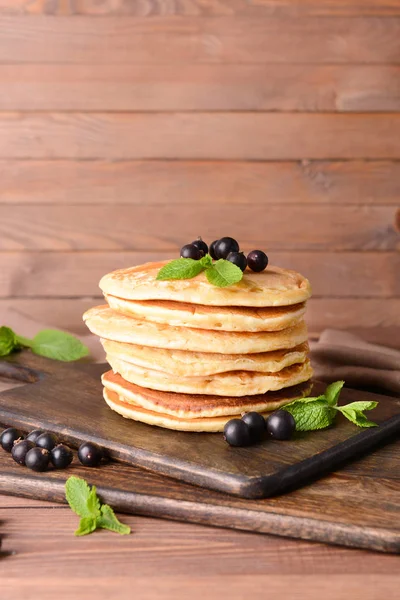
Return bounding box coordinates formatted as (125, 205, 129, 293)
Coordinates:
(1, 65, 399, 111)
(0, 204, 398, 251)
(1, 298, 400, 335)
(1, 160, 399, 205)
(0, 251, 399, 298)
(1, 0, 400, 17)
(2, 0, 400, 17)
(1, 16, 399, 65)
(1, 507, 398, 600)
(1, 113, 400, 160)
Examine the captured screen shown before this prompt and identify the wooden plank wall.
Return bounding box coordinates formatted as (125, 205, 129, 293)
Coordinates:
(0, 0, 399, 337)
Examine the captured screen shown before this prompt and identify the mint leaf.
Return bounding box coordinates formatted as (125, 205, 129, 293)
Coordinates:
(284, 399, 336, 431)
(336, 401, 378, 428)
(65, 476, 93, 518)
(30, 329, 89, 362)
(199, 254, 213, 268)
(156, 258, 205, 281)
(87, 485, 101, 517)
(97, 504, 131, 535)
(325, 380, 345, 406)
(0, 326, 19, 357)
(205, 259, 243, 288)
(75, 517, 97, 537)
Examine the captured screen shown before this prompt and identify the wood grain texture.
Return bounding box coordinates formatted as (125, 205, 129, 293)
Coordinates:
(1, 505, 398, 600)
(2, 0, 400, 17)
(0, 355, 399, 548)
(1, 160, 400, 205)
(1, 64, 399, 111)
(0, 204, 398, 251)
(0, 356, 399, 502)
(1, 16, 400, 64)
(1, 113, 400, 160)
(0, 251, 399, 298)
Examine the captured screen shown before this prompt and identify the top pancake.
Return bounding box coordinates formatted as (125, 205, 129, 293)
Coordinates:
(100, 261, 311, 307)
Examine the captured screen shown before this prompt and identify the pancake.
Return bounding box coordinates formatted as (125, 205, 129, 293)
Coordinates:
(104, 388, 274, 432)
(105, 295, 306, 332)
(100, 261, 311, 307)
(106, 354, 313, 396)
(102, 370, 312, 419)
(101, 339, 310, 376)
(83, 305, 309, 354)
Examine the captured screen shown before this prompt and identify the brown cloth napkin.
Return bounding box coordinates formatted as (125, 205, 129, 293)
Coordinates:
(310, 329, 400, 397)
(1, 306, 399, 396)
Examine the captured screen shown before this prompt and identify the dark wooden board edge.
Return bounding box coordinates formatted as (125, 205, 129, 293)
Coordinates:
(1, 469, 399, 554)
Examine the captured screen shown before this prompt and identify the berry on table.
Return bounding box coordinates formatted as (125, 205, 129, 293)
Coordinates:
(26, 429, 45, 444)
(209, 240, 219, 260)
(226, 251, 247, 272)
(247, 250, 268, 273)
(223, 419, 251, 447)
(78, 442, 103, 467)
(266, 410, 296, 440)
(180, 244, 203, 260)
(241, 412, 266, 442)
(25, 447, 50, 472)
(214, 237, 240, 260)
(0, 428, 24, 453)
(11, 440, 35, 465)
(51, 444, 73, 469)
(191, 237, 208, 256)
(36, 432, 58, 451)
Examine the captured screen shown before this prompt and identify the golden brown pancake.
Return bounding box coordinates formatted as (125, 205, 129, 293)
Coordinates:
(105, 294, 306, 332)
(83, 305, 309, 354)
(103, 388, 275, 432)
(100, 261, 311, 307)
(106, 354, 313, 396)
(101, 339, 310, 376)
(102, 370, 312, 419)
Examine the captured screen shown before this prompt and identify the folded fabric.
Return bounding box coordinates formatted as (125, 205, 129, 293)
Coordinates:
(310, 329, 400, 397)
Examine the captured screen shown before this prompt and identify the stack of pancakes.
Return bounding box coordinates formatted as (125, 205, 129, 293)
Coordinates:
(83, 261, 313, 432)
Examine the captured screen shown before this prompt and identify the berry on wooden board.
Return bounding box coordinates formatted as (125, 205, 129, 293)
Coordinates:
(266, 410, 296, 440)
(78, 442, 103, 467)
(51, 444, 74, 469)
(0, 428, 24, 452)
(223, 419, 251, 447)
(25, 447, 50, 472)
(11, 440, 35, 465)
(241, 412, 266, 442)
(26, 429, 45, 444)
(36, 432, 58, 451)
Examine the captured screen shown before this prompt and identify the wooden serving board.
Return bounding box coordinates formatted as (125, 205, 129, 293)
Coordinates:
(0, 353, 399, 500)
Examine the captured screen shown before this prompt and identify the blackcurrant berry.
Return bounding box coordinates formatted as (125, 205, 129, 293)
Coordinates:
(241, 412, 266, 443)
(223, 419, 251, 447)
(214, 237, 240, 260)
(11, 440, 35, 466)
(180, 244, 203, 260)
(226, 251, 247, 272)
(266, 410, 296, 440)
(191, 237, 208, 256)
(247, 250, 268, 273)
(78, 442, 103, 467)
(0, 428, 24, 453)
(51, 444, 73, 469)
(26, 429, 45, 444)
(25, 447, 50, 472)
(36, 432, 58, 451)
(209, 240, 219, 260)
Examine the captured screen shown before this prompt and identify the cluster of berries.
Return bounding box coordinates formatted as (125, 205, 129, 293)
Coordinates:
(180, 236, 269, 273)
(224, 409, 296, 447)
(0, 427, 104, 472)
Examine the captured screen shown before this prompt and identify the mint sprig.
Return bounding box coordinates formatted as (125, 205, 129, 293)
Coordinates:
(0, 326, 89, 362)
(283, 381, 379, 431)
(156, 254, 243, 288)
(65, 476, 131, 536)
